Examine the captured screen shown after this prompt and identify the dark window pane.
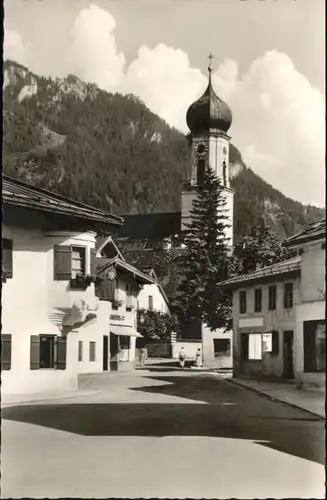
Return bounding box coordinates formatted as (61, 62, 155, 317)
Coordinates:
(39, 336, 55, 368)
(254, 288, 262, 312)
(269, 286, 276, 311)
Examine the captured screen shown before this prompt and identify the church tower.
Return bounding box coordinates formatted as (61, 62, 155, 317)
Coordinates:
(181, 54, 235, 247)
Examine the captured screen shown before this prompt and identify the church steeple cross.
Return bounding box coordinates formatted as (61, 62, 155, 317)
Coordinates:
(208, 52, 213, 73)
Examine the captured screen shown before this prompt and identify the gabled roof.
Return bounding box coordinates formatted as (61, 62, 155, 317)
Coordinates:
(3, 175, 123, 227)
(96, 235, 125, 260)
(96, 255, 158, 285)
(219, 256, 302, 289)
(137, 266, 170, 309)
(285, 218, 326, 248)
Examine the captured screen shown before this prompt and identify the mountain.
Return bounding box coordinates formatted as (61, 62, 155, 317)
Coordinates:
(3, 60, 324, 240)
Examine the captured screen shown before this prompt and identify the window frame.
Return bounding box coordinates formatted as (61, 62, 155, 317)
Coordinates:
(89, 341, 96, 362)
(78, 340, 83, 362)
(71, 245, 87, 278)
(254, 288, 262, 313)
(248, 333, 262, 360)
(284, 282, 293, 309)
(239, 290, 247, 314)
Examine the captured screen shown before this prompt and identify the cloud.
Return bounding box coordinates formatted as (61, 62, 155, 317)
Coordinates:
(4, 5, 325, 205)
(4, 29, 27, 64)
(65, 4, 125, 91)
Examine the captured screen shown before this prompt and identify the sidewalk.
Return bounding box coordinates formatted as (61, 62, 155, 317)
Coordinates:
(229, 377, 325, 419)
(1, 388, 101, 408)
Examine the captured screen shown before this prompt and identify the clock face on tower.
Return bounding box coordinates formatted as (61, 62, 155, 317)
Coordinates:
(196, 142, 207, 157)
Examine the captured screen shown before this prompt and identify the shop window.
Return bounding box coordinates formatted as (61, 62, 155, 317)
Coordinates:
(254, 288, 262, 313)
(213, 339, 231, 357)
(239, 291, 247, 314)
(120, 336, 130, 350)
(248, 333, 262, 360)
(284, 282, 293, 309)
(268, 285, 277, 311)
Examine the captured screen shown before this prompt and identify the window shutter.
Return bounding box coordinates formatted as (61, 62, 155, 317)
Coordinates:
(241, 333, 248, 361)
(54, 245, 72, 280)
(1, 334, 12, 370)
(2, 239, 13, 279)
(30, 335, 40, 370)
(56, 336, 67, 370)
(303, 321, 316, 372)
(90, 248, 97, 276)
(272, 330, 279, 356)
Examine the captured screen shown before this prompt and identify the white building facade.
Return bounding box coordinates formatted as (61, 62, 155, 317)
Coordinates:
(1, 176, 122, 395)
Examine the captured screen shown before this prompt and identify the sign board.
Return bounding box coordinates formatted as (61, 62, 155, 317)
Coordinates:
(262, 333, 272, 352)
(110, 314, 125, 321)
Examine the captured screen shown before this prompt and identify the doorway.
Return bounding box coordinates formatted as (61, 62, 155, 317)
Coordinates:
(110, 333, 119, 371)
(103, 335, 109, 371)
(283, 330, 294, 378)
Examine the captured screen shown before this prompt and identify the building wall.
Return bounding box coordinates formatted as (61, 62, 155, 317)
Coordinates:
(299, 242, 325, 303)
(233, 278, 300, 379)
(208, 135, 230, 187)
(172, 340, 202, 360)
(1, 225, 110, 394)
(202, 324, 233, 370)
(137, 283, 169, 313)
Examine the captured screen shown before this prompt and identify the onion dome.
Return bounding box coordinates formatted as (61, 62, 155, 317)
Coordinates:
(186, 54, 232, 135)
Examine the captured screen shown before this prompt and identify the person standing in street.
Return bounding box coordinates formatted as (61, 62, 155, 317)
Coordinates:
(179, 346, 186, 368)
(140, 346, 147, 368)
(195, 347, 202, 367)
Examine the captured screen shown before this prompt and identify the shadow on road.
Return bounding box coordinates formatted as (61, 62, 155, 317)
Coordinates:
(2, 374, 324, 465)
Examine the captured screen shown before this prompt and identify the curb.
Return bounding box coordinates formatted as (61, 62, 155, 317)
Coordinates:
(227, 378, 325, 420)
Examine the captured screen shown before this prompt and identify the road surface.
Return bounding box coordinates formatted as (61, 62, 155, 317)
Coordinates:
(1, 369, 325, 498)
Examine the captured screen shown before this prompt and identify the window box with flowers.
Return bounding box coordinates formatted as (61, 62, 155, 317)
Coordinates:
(70, 272, 95, 290)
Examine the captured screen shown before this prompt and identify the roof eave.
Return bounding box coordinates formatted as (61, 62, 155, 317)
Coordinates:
(220, 269, 301, 290)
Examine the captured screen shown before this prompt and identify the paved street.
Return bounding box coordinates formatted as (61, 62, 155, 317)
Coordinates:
(1, 369, 325, 498)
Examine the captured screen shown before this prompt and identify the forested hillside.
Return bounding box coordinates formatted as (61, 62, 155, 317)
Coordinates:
(3, 60, 324, 239)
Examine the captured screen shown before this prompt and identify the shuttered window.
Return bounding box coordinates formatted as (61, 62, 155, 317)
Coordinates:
(271, 330, 279, 356)
(54, 245, 72, 280)
(239, 291, 247, 314)
(254, 288, 262, 313)
(268, 286, 277, 311)
(241, 333, 248, 361)
(30, 335, 67, 370)
(98, 278, 115, 301)
(148, 295, 153, 311)
(284, 282, 293, 309)
(1, 334, 12, 370)
(2, 239, 13, 280)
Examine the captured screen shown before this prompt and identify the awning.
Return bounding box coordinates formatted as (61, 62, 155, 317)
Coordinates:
(110, 326, 143, 338)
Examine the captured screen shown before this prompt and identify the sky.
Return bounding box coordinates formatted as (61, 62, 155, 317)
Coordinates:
(4, 0, 325, 207)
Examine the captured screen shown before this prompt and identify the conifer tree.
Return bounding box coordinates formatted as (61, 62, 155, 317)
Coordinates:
(175, 167, 232, 331)
(233, 216, 295, 274)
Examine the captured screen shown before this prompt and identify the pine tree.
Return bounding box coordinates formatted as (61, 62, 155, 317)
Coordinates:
(175, 167, 231, 331)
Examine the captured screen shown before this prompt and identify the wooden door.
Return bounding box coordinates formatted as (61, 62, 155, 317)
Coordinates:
(110, 333, 119, 371)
